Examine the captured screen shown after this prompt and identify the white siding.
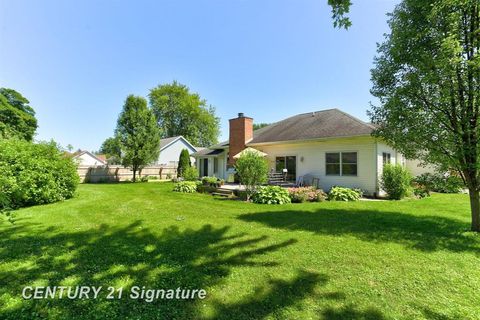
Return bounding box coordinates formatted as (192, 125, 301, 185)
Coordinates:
(156, 138, 196, 166)
(406, 159, 437, 177)
(376, 142, 407, 173)
(196, 151, 227, 179)
(75, 153, 104, 166)
(254, 136, 378, 195)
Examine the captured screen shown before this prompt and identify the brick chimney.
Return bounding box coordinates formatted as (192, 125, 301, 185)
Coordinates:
(229, 113, 253, 165)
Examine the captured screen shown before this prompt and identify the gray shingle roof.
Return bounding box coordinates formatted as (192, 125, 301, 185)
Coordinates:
(160, 136, 181, 149)
(248, 109, 375, 144)
(191, 148, 224, 157)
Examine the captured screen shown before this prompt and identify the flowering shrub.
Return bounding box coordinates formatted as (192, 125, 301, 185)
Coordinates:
(288, 187, 327, 203)
(252, 186, 291, 204)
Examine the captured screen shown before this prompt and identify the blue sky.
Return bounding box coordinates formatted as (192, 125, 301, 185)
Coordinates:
(0, 0, 398, 151)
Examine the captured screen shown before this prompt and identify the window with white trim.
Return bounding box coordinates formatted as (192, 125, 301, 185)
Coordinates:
(382, 152, 391, 165)
(326, 152, 358, 176)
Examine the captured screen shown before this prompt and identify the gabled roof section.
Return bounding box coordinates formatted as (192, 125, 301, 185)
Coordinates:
(248, 108, 375, 145)
(72, 150, 108, 165)
(160, 136, 197, 152)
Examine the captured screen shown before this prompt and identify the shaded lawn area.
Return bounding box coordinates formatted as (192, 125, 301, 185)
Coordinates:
(0, 182, 479, 319)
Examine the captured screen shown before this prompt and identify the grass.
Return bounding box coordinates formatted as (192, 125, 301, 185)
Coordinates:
(0, 182, 479, 319)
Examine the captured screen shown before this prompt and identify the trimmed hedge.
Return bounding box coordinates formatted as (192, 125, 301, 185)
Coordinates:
(0, 139, 79, 210)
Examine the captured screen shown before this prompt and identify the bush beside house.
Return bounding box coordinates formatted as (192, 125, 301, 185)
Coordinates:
(183, 166, 199, 181)
(252, 186, 291, 204)
(380, 164, 412, 200)
(288, 187, 327, 203)
(328, 186, 362, 201)
(173, 181, 198, 193)
(413, 173, 463, 194)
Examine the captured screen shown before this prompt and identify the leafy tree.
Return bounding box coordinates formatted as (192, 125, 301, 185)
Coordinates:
(328, 0, 352, 29)
(234, 150, 268, 201)
(115, 95, 161, 182)
(369, 0, 480, 231)
(177, 148, 191, 177)
(0, 88, 37, 141)
(253, 123, 271, 131)
(148, 81, 220, 147)
(99, 137, 122, 164)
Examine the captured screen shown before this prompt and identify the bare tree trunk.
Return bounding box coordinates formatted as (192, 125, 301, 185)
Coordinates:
(133, 166, 137, 182)
(469, 188, 480, 232)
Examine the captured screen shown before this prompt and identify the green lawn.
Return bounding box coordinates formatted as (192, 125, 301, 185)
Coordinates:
(1, 182, 479, 319)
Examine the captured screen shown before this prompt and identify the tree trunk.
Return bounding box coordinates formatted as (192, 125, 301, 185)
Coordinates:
(133, 168, 137, 182)
(469, 188, 480, 232)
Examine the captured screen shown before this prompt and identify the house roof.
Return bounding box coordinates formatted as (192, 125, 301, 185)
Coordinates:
(72, 150, 108, 164)
(207, 109, 374, 149)
(249, 109, 375, 144)
(160, 136, 197, 152)
(191, 148, 224, 157)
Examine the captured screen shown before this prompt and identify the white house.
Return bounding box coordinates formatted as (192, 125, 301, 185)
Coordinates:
(192, 109, 435, 196)
(72, 150, 107, 166)
(155, 136, 198, 167)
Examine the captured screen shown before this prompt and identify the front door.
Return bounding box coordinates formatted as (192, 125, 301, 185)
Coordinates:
(203, 158, 209, 177)
(275, 156, 296, 181)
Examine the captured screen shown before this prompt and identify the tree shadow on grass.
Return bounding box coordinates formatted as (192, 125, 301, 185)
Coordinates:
(238, 208, 480, 253)
(0, 221, 350, 319)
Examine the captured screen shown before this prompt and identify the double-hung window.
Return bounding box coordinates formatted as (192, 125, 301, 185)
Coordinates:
(326, 152, 358, 176)
(382, 152, 391, 165)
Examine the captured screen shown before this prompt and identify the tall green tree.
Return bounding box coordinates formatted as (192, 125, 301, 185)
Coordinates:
(177, 148, 191, 177)
(99, 136, 122, 164)
(148, 81, 220, 147)
(115, 95, 161, 182)
(0, 88, 37, 141)
(369, 0, 480, 231)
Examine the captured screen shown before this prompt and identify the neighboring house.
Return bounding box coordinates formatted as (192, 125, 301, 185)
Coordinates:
(155, 136, 198, 167)
(192, 109, 435, 196)
(72, 150, 108, 166)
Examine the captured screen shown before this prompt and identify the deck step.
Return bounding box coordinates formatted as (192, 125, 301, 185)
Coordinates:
(212, 188, 235, 197)
(211, 192, 233, 197)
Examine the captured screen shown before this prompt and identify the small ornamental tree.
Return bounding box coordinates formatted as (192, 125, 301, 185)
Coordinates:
(115, 95, 161, 182)
(234, 150, 268, 201)
(177, 149, 191, 177)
